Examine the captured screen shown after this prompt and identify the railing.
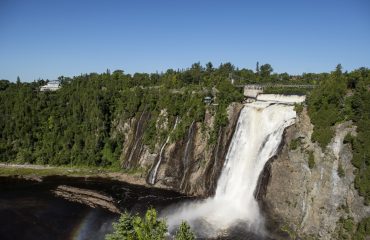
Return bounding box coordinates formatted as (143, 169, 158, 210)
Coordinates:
(236, 84, 315, 89)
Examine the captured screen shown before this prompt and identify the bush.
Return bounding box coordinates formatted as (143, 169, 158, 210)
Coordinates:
(294, 103, 304, 114)
(308, 151, 315, 169)
(289, 138, 300, 150)
(338, 162, 345, 178)
(354, 217, 370, 240)
(311, 126, 333, 149)
(175, 221, 195, 240)
(343, 133, 354, 146)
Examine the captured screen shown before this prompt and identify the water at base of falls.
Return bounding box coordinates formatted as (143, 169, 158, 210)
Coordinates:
(162, 98, 299, 238)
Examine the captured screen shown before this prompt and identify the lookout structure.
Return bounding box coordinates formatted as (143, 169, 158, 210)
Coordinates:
(40, 80, 61, 92)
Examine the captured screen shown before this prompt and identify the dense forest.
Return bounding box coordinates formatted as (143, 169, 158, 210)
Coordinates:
(0, 63, 369, 206)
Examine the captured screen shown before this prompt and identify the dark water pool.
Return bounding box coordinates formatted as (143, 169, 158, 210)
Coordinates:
(0, 176, 278, 240)
(0, 176, 189, 240)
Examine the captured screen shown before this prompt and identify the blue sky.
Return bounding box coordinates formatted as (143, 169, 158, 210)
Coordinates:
(0, 0, 369, 81)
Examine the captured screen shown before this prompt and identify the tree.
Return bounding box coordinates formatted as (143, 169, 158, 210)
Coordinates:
(175, 221, 195, 240)
(105, 209, 195, 240)
(106, 209, 167, 240)
(256, 61, 260, 75)
(206, 62, 213, 72)
(260, 64, 273, 78)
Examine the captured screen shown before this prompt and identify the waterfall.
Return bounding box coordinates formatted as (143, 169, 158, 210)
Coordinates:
(148, 117, 179, 185)
(126, 110, 146, 165)
(163, 96, 302, 237)
(180, 121, 195, 189)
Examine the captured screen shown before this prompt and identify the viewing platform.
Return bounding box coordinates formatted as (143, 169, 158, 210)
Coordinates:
(238, 84, 314, 98)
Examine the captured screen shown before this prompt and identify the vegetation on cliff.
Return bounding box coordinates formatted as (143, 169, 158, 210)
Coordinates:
(0, 63, 243, 168)
(307, 65, 370, 205)
(0, 62, 335, 169)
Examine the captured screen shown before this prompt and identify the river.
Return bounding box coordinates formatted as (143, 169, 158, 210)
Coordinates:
(0, 176, 188, 240)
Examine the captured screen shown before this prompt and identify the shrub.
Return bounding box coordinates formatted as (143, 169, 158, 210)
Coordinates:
(289, 138, 300, 150)
(308, 151, 315, 169)
(338, 163, 345, 178)
(175, 221, 195, 240)
(343, 133, 354, 146)
(294, 103, 304, 114)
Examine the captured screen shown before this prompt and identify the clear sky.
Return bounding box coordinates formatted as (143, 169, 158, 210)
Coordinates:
(1, 0, 369, 82)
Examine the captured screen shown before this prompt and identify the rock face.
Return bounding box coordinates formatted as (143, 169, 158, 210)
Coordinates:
(117, 103, 243, 197)
(116, 101, 369, 239)
(260, 108, 370, 239)
(52, 185, 120, 213)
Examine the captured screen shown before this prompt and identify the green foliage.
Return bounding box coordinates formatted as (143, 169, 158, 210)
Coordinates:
(336, 217, 355, 240)
(308, 151, 315, 169)
(294, 103, 304, 114)
(289, 138, 300, 150)
(307, 66, 347, 148)
(353, 217, 370, 240)
(306, 66, 370, 204)
(175, 221, 195, 240)
(343, 133, 354, 146)
(106, 209, 195, 240)
(1, 64, 370, 207)
(260, 64, 273, 79)
(106, 209, 167, 240)
(338, 162, 345, 178)
(280, 224, 297, 239)
(335, 216, 370, 240)
(0, 63, 242, 167)
(350, 79, 370, 204)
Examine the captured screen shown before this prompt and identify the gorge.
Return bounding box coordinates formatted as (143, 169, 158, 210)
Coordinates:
(162, 96, 304, 238)
(1, 65, 369, 240)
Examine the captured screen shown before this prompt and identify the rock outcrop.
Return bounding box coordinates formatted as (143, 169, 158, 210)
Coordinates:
(117, 103, 243, 197)
(52, 185, 121, 213)
(260, 108, 370, 239)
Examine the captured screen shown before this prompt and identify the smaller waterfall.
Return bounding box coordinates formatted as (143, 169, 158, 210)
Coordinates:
(180, 121, 195, 189)
(148, 117, 179, 185)
(127, 110, 146, 165)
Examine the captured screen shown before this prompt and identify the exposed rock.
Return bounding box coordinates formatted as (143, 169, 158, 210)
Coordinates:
(260, 107, 370, 239)
(117, 102, 243, 197)
(122, 110, 151, 169)
(157, 102, 244, 196)
(52, 185, 121, 213)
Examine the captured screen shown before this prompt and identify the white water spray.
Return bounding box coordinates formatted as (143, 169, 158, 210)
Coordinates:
(163, 96, 302, 237)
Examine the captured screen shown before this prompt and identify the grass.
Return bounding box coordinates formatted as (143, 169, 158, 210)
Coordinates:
(0, 163, 138, 178)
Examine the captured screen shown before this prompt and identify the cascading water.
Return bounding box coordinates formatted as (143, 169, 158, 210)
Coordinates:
(127, 110, 146, 164)
(163, 96, 304, 238)
(180, 121, 195, 189)
(148, 117, 179, 185)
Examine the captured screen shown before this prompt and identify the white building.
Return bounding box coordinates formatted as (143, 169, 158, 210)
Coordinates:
(40, 80, 60, 92)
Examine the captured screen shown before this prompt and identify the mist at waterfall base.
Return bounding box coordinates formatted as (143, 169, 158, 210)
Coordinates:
(162, 96, 304, 238)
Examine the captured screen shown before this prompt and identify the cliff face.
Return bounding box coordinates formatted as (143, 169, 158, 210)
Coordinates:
(260, 108, 370, 239)
(115, 101, 369, 238)
(116, 103, 243, 197)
